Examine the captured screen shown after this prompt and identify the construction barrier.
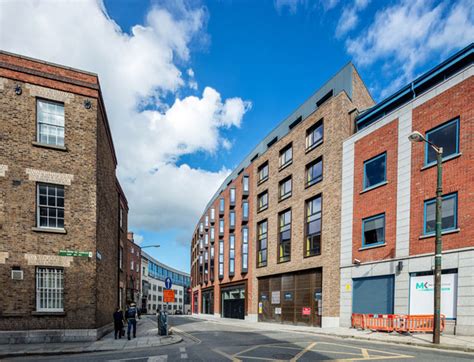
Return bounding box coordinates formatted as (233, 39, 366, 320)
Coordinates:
(351, 313, 445, 333)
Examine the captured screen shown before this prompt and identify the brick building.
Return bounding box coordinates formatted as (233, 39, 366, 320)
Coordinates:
(0, 51, 127, 342)
(125, 232, 141, 305)
(191, 63, 374, 325)
(118, 183, 128, 311)
(339, 44, 474, 335)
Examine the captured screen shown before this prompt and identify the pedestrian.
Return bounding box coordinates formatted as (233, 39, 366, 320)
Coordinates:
(113, 307, 124, 339)
(125, 302, 138, 340)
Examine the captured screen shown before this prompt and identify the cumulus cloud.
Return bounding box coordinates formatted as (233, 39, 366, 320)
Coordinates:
(345, 0, 474, 98)
(335, 0, 370, 38)
(0, 0, 251, 236)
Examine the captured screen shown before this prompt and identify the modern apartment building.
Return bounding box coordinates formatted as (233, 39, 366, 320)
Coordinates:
(191, 62, 374, 325)
(125, 232, 141, 306)
(141, 251, 191, 314)
(0, 51, 127, 342)
(340, 44, 474, 335)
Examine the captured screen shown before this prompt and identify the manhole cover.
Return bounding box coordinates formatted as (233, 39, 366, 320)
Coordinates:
(272, 353, 294, 359)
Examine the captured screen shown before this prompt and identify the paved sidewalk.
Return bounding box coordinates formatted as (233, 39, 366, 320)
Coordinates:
(0, 317, 181, 358)
(191, 314, 474, 353)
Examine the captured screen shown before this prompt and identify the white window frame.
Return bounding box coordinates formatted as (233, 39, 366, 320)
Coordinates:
(36, 267, 64, 312)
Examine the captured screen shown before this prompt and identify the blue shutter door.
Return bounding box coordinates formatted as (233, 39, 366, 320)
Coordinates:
(352, 275, 394, 314)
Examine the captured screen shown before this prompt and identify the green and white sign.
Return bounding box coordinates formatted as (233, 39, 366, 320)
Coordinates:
(58, 250, 92, 258)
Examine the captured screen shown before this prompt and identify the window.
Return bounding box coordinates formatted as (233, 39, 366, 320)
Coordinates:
(120, 206, 123, 229)
(362, 214, 385, 247)
(230, 188, 236, 205)
(219, 219, 224, 235)
(257, 220, 268, 267)
(119, 247, 123, 269)
(258, 162, 269, 183)
(278, 209, 291, 263)
(306, 157, 323, 187)
(219, 239, 224, 278)
(364, 153, 386, 190)
(210, 208, 215, 222)
(229, 210, 235, 229)
(242, 200, 249, 221)
(258, 191, 268, 212)
(204, 233, 209, 245)
(306, 119, 323, 150)
(210, 227, 215, 242)
(131, 260, 134, 270)
(243, 175, 249, 193)
(158, 296, 162, 302)
(242, 227, 249, 273)
(136, 264, 139, 273)
(425, 118, 460, 165)
(158, 286, 162, 292)
(199, 222, 204, 233)
(131, 247, 134, 254)
(279, 176, 292, 200)
(37, 99, 65, 146)
(205, 215, 209, 227)
(229, 234, 235, 276)
(219, 198, 225, 214)
(306, 195, 322, 257)
(279, 144, 293, 168)
(36, 267, 64, 312)
(424, 193, 458, 235)
(37, 183, 64, 229)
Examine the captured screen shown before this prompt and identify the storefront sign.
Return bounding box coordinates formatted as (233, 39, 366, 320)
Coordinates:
(409, 273, 458, 319)
(275, 307, 282, 315)
(271, 291, 280, 304)
(302, 307, 311, 316)
(58, 250, 92, 258)
(163, 289, 175, 303)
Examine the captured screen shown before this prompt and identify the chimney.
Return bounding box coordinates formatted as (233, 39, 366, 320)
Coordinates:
(127, 232, 134, 242)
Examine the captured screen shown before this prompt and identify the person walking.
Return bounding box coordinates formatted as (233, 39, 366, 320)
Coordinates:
(113, 307, 124, 339)
(125, 302, 138, 340)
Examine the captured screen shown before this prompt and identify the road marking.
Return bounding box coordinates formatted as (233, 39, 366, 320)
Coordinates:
(180, 347, 186, 353)
(213, 348, 242, 361)
(108, 356, 168, 362)
(180, 353, 188, 359)
(290, 341, 317, 361)
(361, 348, 370, 358)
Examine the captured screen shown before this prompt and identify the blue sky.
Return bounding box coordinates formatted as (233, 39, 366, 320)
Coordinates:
(1, 0, 472, 273)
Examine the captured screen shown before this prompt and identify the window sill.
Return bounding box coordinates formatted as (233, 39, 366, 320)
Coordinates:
(305, 140, 323, 154)
(305, 178, 322, 189)
(277, 258, 291, 264)
(421, 153, 462, 171)
(304, 252, 321, 258)
(360, 181, 388, 194)
(257, 177, 268, 186)
(278, 194, 292, 202)
(257, 206, 268, 213)
(32, 227, 67, 234)
(419, 228, 460, 239)
(359, 243, 386, 251)
(256, 264, 267, 269)
(32, 141, 68, 152)
(279, 160, 292, 172)
(32, 311, 66, 316)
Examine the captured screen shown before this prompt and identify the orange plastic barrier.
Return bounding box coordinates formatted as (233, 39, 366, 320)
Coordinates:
(351, 313, 446, 333)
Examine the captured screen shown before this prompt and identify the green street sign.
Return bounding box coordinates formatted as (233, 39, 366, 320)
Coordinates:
(58, 250, 92, 258)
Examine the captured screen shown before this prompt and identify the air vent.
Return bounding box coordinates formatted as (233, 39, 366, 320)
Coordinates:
(316, 89, 334, 107)
(267, 136, 278, 148)
(289, 116, 302, 129)
(11, 270, 23, 281)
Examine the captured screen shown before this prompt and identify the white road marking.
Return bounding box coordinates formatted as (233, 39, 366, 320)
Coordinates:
(180, 347, 186, 352)
(180, 353, 188, 359)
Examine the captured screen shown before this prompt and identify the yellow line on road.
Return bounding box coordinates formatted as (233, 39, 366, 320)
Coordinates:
(213, 348, 242, 362)
(361, 348, 370, 358)
(290, 341, 317, 361)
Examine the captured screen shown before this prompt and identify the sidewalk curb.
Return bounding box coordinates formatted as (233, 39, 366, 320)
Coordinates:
(192, 315, 474, 354)
(0, 335, 183, 359)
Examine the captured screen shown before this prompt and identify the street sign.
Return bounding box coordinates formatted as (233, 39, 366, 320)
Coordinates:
(165, 277, 172, 289)
(58, 250, 92, 257)
(163, 289, 175, 303)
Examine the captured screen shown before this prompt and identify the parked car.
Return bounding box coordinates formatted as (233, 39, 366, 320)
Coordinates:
(175, 310, 183, 315)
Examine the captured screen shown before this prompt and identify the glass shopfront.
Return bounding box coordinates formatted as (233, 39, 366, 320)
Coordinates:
(221, 284, 245, 319)
(201, 288, 214, 314)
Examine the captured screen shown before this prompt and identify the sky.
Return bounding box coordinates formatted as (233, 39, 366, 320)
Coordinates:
(0, 0, 472, 273)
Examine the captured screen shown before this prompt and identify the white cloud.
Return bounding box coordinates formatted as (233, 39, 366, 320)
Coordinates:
(133, 234, 144, 245)
(274, 0, 308, 14)
(335, 0, 370, 38)
(345, 0, 474, 98)
(0, 0, 251, 235)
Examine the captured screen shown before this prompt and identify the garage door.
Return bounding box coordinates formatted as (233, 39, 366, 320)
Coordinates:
(353, 275, 394, 314)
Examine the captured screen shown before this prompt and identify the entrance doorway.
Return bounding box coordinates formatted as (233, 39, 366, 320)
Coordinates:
(221, 285, 245, 319)
(202, 289, 214, 314)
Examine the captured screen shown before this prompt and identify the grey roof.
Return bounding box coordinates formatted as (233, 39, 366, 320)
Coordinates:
(200, 62, 356, 216)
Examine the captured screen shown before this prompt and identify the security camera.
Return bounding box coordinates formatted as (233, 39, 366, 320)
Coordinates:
(353, 259, 361, 265)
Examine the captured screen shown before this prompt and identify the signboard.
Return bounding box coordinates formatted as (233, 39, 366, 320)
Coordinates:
(163, 289, 175, 303)
(271, 291, 280, 304)
(58, 250, 92, 258)
(261, 294, 268, 301)
(275, 307, 282, 315)
(314, 291, 322, 301)
(284, 292, 293, 301)
(302, 307, 311, 316)
(258, 302, 263, 314)
(165, 277, 172, 289)
(409, 273, 458, 319)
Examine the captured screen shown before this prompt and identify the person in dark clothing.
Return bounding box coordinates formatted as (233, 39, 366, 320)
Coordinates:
(125, 302, 139, 340)
(113, 308, 124, 339)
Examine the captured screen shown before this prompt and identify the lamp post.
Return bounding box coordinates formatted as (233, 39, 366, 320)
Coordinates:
(408, 131, 443, 344)
(141, 245, 161, 249)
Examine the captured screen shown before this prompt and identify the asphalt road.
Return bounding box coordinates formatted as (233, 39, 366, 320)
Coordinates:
(6, 315, 474, 361)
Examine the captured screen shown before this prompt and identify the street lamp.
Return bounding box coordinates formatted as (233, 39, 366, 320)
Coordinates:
(141, 245, 161, 249)
(408, 130, 443, 344)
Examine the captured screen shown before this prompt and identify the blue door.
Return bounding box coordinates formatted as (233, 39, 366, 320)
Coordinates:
(353, 275, 394, 314)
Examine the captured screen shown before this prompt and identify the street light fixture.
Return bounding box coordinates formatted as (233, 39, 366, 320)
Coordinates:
(408, 131, 443, 344)
(141, 245, 161, 249)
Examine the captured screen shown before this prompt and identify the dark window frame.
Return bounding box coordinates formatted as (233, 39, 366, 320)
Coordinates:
(306, 118, 324, 151)
(304, 194, 322, 258)
(257, 220, 268, 268)
(277, 208, 291, 263)
(424, 118, 460, 166)
(279, 143, 293, 170)
(362, 213, 386, 247)
(363, 152, 387, 190)
(305, 157, 323, 187)
(423, 192, 458, 235)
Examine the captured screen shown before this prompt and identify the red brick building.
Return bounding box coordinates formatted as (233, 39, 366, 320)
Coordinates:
(0, 51, 128, 342)
(339, 44, 474, 335)
(125, 232, 141, 305)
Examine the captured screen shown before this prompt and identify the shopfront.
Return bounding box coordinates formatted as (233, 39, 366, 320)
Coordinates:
(221, 284, 246, 319)
(258, 268, 322, 327)
(352, 275, 394, 315)
(201, 288, 214, 315)
(193, 291, 198, 314)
